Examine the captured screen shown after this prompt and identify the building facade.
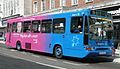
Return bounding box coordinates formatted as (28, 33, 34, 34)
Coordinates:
(0, 0, 33, 40)
(32, 0, 120, 14)
(0, 0, 3, 27)
(2, 0, 32, 27)
(3, 0, 32, 17)
(0, 0, 5, 40)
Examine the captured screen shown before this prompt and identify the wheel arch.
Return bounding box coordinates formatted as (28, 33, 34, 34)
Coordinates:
(16, 40, 21, 48)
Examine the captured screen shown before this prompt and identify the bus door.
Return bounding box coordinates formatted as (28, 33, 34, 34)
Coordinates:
(8, 24, 12, 43)
(39, 19, 52, 52)
(69, 16, 85, 49)
(84, 16, 89, 46)
(22, 21, 32, 49)
(6, 23, 12, 46)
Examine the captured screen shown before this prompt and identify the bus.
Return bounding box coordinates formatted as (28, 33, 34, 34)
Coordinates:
(5, 9, 114, 58)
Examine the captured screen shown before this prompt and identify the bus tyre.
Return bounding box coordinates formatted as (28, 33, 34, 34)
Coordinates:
(16, 42, 21, 51)
(54, 46, 63, 59)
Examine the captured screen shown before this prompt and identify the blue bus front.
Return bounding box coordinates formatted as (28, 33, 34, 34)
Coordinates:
(85, 10, 114, 57)
(51, 9, 114, 58)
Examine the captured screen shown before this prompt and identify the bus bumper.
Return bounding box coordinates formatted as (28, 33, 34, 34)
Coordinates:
(86, 51, 112, 57)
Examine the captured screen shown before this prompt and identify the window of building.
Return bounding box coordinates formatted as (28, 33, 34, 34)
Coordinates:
(71, 0, 78, 6)
(85, 0, 93, 3)
(50, 0, 55, 9)
(41, 19, 52, 33)
(33, 1, 38, 13)
(60, 0, 66, 7)
(53, 18, 65, 34)
(17, 22, 22, 33)
(41, 0, 46, 11)
(12, 23, 17, 32)
(23, 21, 31, 33)
(32, 20, 40, 33)
(71, 16, 83, 33)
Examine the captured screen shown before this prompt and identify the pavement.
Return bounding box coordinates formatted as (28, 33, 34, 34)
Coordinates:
(0, 40, 120, 64)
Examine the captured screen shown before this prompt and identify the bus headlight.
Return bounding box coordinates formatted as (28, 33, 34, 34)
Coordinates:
(86, 47, 94, 51)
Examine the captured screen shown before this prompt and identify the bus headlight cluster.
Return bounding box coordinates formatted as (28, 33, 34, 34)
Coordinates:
(86, 47, 94, 51)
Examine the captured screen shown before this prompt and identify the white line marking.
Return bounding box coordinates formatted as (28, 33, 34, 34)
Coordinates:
(0, 52, 66, 69)
(20, 52, 27, 55)
(10, 49, 17, 52)
(32, 55, 40, 58)
(63, 61, 89, 66)
(46, 57, 57, 61)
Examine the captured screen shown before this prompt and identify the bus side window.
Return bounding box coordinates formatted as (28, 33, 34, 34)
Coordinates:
(53, 18, 65, 34)
(32, 20, 40, 33)
(41, 19, 52, 33)
(71, 16, 83, 34)
(23, 21, 31, 33)
(12, 22, 17, 33)
(17, 22, 22, 33)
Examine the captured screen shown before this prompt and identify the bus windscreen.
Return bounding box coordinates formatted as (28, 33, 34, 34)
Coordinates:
(89, 17, 113, 40)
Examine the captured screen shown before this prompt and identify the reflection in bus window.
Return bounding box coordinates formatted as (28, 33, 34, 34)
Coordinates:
(71, 17, 83, 34)
(17, 22, 22, 33)
(12, 23, 17, 32)
(41, 20, 52, 33)
(32, 20, 40, 33)
(89, 17, 113, 40)
(23, 21, 31, 33)
(53, 18, 65, 34)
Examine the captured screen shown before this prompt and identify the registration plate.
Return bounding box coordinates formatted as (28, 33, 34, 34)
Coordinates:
(99, 52, 106, 55)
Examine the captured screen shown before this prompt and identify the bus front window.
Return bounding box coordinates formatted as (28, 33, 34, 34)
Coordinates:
(89, 17, 113, 40)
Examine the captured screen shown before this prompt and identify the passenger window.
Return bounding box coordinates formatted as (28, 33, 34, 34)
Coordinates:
(32, 20, 40, 33)
(17, 22, 22, 33)
(71, 17, 83, 34)
(53, 18, 65, 34)
(23, 21, 31, 33)
(12, 23, 17, 32)
(41, 19, 52, 33)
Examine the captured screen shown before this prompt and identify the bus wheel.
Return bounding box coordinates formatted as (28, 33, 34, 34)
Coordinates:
(16, 42, 21, 51)
(54, 46, 63, 59)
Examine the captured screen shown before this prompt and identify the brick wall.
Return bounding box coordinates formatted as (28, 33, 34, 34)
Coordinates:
(32, 0, 114, 14)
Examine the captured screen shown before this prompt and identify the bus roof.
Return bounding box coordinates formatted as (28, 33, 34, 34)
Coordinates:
(7, 9, 112, 23)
